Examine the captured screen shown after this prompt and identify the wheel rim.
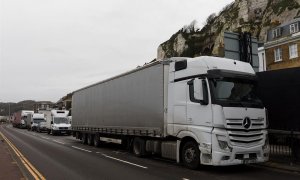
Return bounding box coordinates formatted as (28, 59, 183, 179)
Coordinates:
(82, 134, 86, 143)
(88, 135, 92, 144)
(184, 147, 196, 163)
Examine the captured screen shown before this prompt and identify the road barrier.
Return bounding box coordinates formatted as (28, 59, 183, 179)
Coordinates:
(269, 129, 300, 165)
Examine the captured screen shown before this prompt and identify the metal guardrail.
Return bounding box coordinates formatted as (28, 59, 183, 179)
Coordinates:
(268, 129, 300, 165)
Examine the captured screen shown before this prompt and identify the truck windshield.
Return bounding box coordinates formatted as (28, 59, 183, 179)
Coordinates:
(209, 78, 263, 108)
(33, 119, 46, 123)
(54, 117, 69, 124)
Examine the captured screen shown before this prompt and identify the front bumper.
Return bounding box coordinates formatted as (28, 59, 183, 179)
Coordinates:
(53, 129, 71, 134)
(209, 144, 269, 166)
(200, 128, 269, 166)
(39, 127, 48, 132)
(20, 124, 26, 128)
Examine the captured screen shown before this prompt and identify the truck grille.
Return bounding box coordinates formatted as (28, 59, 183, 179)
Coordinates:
(59, 127, 68, 130)
(226, 118, 264, 130)
(226, 118, 265, 146)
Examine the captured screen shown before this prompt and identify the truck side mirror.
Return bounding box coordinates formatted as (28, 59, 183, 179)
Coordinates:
(187, 78, 209, 105)
(51, 121, 53, 124)
(31, 122, 33, 124)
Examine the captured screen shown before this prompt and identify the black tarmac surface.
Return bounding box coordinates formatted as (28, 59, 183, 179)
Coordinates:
(0, 124, 299, 180)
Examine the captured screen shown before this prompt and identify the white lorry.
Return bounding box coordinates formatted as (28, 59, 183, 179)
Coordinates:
(45, 110, 71, 135)
(72, 57, 269, 169)
(26, 113, 45, 131)
(13, 110, 34, 128)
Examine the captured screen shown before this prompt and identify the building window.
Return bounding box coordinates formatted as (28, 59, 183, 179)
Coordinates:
(272, 28, 281, 38)
(289, 44, 298, 59)
(274, 48, 282, 62)
(290, 23, 299, 34)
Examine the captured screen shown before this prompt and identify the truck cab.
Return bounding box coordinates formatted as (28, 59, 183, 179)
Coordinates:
(26, 113, 45, 131)
(47, 110, 71, 135)
(167, 57, 269, 167)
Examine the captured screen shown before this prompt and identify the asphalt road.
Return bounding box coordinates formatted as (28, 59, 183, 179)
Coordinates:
(0, 124, 299, 180)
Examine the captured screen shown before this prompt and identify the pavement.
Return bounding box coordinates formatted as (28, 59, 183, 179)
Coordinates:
(0, 123, 300, 180)
(0, 128, 25, 180)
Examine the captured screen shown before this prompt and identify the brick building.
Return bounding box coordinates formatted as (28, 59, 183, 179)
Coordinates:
(265, 18, 300, 71)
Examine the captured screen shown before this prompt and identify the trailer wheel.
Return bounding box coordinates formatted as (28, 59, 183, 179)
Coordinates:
(94, 134, 101, 147)
(87, 134, 94, 146)
(132, 137, 146, 157)
(81, 133, 87, 144)
(181, 141, 200, 170)
(75, 132, 80, 139)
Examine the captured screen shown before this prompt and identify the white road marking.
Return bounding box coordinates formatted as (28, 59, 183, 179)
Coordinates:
(96, 152, 101, 154)
(112, 151, 127, 154)
(41, 136, 50, 140)
(53, 140, 65, 145)
(71, 146, 92, 153)
(101, 153, 148, 169)
(182, 178, 190, 180)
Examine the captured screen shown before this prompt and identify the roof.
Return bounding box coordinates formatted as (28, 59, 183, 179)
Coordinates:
(276, 17, 300, 28)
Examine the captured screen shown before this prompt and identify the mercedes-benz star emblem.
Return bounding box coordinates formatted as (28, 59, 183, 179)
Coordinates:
(242, 117, 251, 129)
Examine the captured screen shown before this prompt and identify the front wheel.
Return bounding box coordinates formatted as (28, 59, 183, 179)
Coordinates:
(181, 141, 200, 170)
(51, 129, 57, 136)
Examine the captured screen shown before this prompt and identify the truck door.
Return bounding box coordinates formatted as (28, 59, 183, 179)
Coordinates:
(186, 78, 213, 127)
(172, 80, 188, 133)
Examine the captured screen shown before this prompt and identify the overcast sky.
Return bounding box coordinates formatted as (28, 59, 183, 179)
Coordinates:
(0, 0, 233, 103)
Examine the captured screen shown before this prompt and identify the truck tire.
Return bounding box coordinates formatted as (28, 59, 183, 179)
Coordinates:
(132, 137, 146, 157)
(181, 141, 200, 170)
(75, 132, 80, 139)
(87, 134, 94, 146)
(81, 133, 87, 144)
(47, 129, 50, 134)
(52, 130, 57, 136)
(93, 134, 101, 147)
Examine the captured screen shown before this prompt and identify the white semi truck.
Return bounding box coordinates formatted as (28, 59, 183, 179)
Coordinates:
(45, 110, 71, 135)
(72, 57, 269, 169)
(26, 113, 45, 131)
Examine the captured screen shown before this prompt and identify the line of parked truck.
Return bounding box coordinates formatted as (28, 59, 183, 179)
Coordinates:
(10, 56, 269, 169)
(12, 109, 71, 135)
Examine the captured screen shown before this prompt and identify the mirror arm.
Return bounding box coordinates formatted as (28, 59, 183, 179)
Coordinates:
(201, 79, 209, 105)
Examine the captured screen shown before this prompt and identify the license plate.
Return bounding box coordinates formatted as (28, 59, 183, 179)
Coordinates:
(243, 159, 256, 164)
(61, 131, 66, 133)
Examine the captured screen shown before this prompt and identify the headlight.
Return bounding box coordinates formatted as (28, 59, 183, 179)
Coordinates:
(217, 135, 232, 152)
(262, 134, 269, 152)
(53, 126, 58, 129)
